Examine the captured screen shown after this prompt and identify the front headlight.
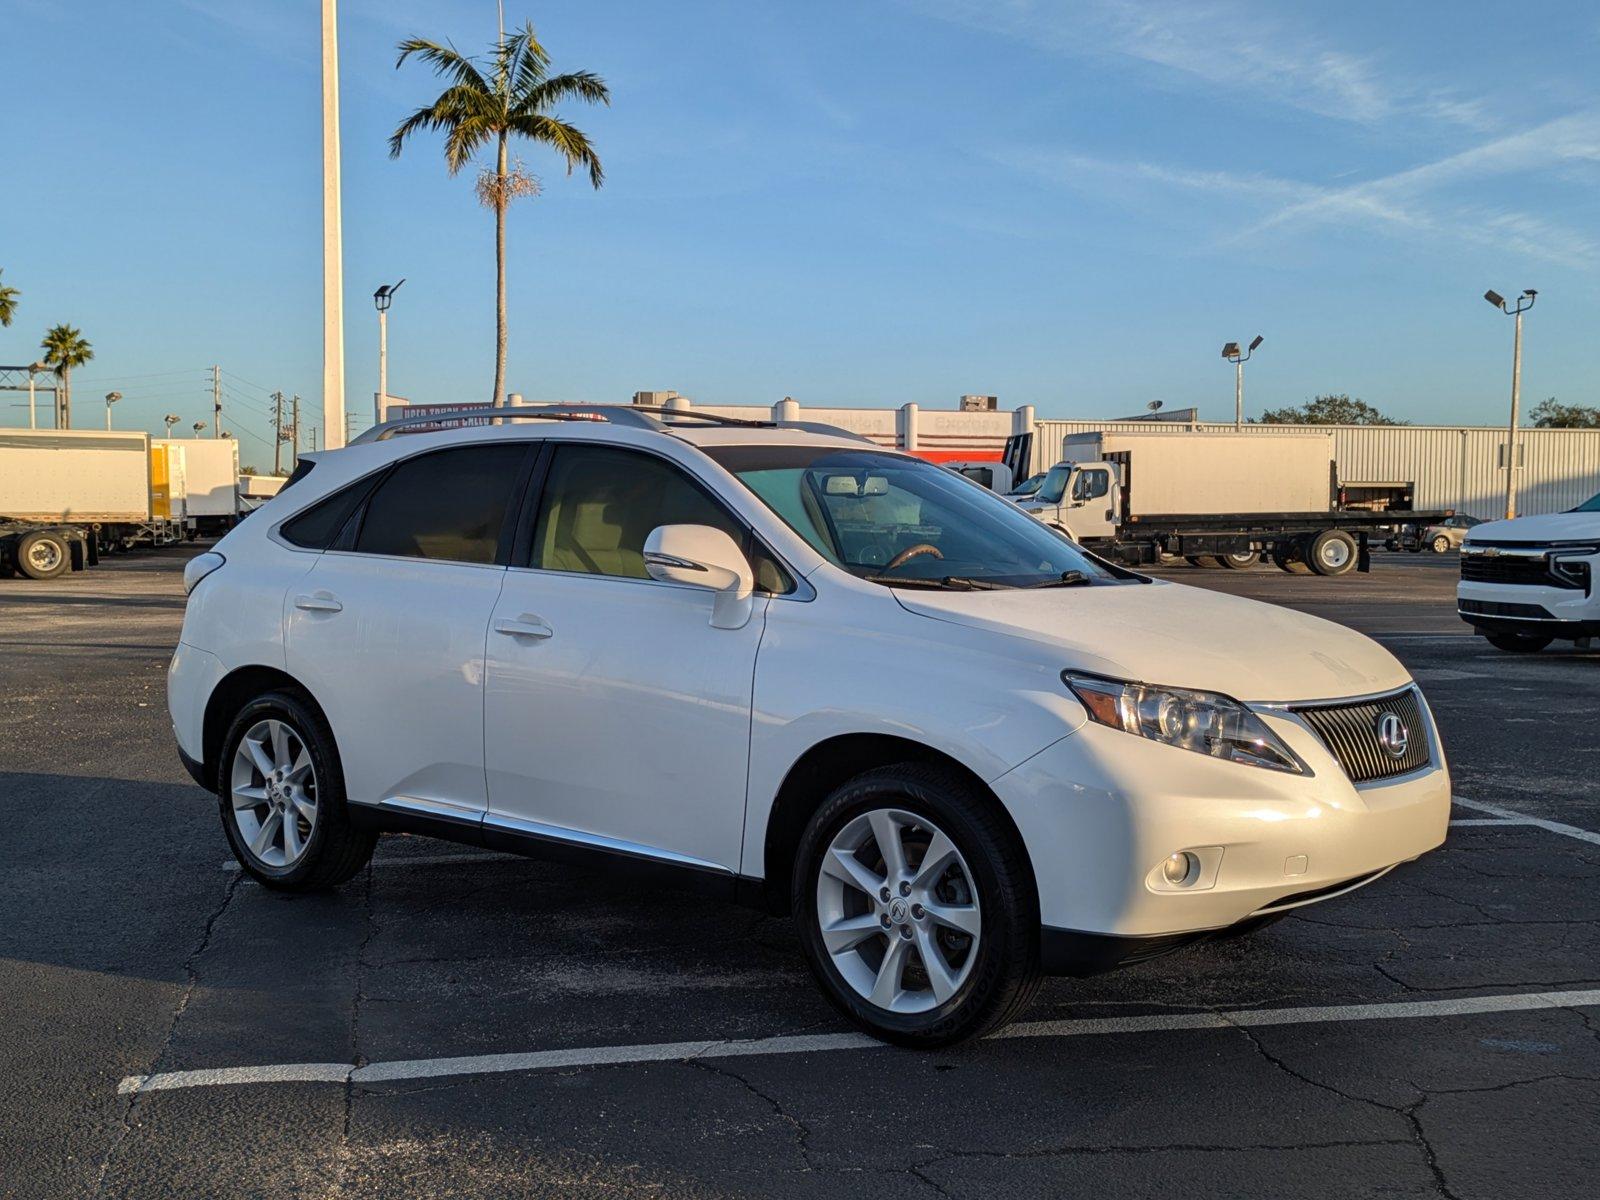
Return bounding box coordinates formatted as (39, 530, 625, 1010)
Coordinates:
(1062, 671, 1307, 774)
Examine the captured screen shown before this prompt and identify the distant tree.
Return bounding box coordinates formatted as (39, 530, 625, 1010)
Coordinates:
(1256, 394, 1407, 426)
(239, 465, 259, 475)
(0, 269, 18, 328)
(390, 20, 608, 407)
(1529, 397, 1600, 429)
(40, 324, 94, 428)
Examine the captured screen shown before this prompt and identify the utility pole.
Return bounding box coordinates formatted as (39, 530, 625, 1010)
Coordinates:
(212, 365, 222, 437)
(291, 394, 301, 470)
(272, 391, 286, 476)
(1483, 289, 1537, 520)
(321, 0, 347, 448)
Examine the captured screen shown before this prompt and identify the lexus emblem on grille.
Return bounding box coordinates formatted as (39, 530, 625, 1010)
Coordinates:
(1375, 712, 1410, 759)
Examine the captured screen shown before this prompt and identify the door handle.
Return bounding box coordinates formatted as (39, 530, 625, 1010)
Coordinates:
(493, 615, 553, 640)
(294, 593, 343, 613)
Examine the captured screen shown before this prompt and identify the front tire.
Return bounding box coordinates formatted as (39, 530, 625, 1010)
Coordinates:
(1484, 632, 1553, 654)
(218, 690, 375, 890)
(793, 764, 1041, 1048)
(1431, 535, 1451, 554)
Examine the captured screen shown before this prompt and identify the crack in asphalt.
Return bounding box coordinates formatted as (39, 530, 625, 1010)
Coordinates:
(1233, 1025, 1460, 1200)
(687, 1058, 820, 1172)
(91, 869, 245, 1198)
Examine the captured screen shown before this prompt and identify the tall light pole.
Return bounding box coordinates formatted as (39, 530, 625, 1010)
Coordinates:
(321, 0, 346, 449)
(1484, 289, 1536, 520)
(1221, 335, 1264, 430)
(163, 413, 180, 436)
(104, 391, 122, 430)
(27, 362, 43, 430)
(193, 421, 207, 436)
(373, 279, 405, 425)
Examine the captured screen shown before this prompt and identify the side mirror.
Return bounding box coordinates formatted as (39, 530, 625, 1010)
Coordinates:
(643, 524, 755, 629)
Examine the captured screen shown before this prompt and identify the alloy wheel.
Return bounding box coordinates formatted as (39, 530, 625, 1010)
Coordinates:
(815, 808, 982, 1013)
(230, 718, 318, 867)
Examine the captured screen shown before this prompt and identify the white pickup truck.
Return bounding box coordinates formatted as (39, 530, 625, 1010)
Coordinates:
(1457, 491, 1600, 652)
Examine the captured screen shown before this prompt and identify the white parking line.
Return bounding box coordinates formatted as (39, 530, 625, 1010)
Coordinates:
(1453, 795, 1600, 847)
(1449, 818, 1528, 827)
(118, 987, 1600, 1096)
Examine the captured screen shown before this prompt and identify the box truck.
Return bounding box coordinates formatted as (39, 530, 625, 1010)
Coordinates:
(156, 437, 241, 536)
(1013, 430, 1445, 575)
(0, 430, 153, 577)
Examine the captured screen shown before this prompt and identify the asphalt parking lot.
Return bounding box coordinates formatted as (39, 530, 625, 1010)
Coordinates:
(3, 547, 1598, 1199)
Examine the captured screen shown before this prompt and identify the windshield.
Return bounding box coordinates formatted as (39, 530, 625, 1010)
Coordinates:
(704, 446, 1121, 588)
(1034, 464, 1072, 505)
(1009, 473, 1045, 497)
(1573, 491, 1600, 513)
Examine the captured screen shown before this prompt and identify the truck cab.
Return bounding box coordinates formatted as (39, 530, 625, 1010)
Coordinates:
(1014, 460, 1119, 541)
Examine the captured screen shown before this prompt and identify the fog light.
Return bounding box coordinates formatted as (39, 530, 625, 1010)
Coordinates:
(1162, 852, 1198, 886)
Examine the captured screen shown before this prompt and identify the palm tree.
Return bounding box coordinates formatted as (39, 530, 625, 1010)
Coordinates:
(40, 324, 93, 429)
(0, 269, 18, 328)
(390, 20, 608, 405)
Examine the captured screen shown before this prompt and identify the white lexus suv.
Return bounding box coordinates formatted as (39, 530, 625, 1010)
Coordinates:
(169, 406, 1450, 1046)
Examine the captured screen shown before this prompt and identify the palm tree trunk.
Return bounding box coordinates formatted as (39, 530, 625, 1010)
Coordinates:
(61, 368, 71, 429)
(492, 132, 508, 406)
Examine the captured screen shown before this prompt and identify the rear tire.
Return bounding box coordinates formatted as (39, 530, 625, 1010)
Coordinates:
(16, 530, 72, 580)
(1307, 529, 1358, 576)
(793, 764, 1042, 1048)
(1219, 550, 1260, 569)
(1184, 555, 1214, 568)
(1271, 543, 1311, 574)
(217, 689, 375, 890)
(1484, 632, 1553, 654)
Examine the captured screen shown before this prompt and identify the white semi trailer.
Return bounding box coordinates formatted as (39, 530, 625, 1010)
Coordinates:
(1014, 430, 1446, 575)
(0, 429, 154, 578)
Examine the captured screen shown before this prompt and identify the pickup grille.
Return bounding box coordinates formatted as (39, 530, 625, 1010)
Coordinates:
(1460, 553, 1559, 586)
(1292, 688, 1431, 784)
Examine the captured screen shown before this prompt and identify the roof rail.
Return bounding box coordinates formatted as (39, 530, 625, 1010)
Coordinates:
(349, 403, 875, 446)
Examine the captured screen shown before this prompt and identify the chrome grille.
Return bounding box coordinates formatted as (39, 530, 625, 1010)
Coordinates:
(1292, 688, 1431, 784)
(1460, 554, 1559, 587)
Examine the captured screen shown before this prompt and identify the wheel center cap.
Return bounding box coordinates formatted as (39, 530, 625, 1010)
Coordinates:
(887, 897, 910, 924)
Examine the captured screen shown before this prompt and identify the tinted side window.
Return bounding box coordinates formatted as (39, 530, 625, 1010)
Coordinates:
(280, 475, 375, 550)
(354, 444, 528, 564)
(533, 445, 750, 581)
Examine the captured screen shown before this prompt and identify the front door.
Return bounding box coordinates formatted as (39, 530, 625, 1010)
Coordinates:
(1065, 464, 1116, 540)
(285, 441, 532, 819)
(483, 443, 768, 873)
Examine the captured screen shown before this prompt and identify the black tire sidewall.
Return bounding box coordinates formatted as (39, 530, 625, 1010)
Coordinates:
(217, 691, 348, 888)
(792, 766, 1037, 1046)
(1309, 530, 1357, 575)
(17, 531, 70, 580)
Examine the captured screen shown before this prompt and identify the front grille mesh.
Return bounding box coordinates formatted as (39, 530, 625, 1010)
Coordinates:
(1293, 688, 1430, 783)
(1461, 555, 1562, 587)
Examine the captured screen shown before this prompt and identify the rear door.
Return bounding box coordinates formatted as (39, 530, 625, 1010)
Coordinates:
(284, 441, 534, 821)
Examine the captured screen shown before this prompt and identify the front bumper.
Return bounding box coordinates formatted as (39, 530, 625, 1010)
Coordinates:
(1457, 578, 1600, 640)
(994, 707, 1450, 951)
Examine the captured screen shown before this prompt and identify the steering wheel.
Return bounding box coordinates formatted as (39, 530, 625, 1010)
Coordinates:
(885, 543, 944, 571)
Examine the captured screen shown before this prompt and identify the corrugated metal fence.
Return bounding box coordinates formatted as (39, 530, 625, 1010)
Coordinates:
(1034, 421, 1600, 519)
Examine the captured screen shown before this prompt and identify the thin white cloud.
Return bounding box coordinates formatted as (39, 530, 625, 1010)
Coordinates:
(995, 111, 1600, 265)
(905, 0, 1487, 129)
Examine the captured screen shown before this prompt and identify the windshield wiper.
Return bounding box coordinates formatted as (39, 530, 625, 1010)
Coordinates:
(1025, 570, 1093, 588)
(862, 575, 1009, 591)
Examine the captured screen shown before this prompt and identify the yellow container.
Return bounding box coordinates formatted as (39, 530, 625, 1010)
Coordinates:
(150, 444, 173, 520)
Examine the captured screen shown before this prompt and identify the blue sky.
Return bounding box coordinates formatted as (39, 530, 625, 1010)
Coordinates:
(3, 0, 1597, 467)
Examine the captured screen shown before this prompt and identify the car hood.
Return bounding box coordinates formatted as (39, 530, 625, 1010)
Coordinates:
(1466, 512, 1600, 545)
(894, 581, 1410, 703)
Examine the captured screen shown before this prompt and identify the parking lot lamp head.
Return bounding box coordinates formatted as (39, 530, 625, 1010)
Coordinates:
(104, 391, 121, 431)
(1484, 289, 1505, 309)
(373, 279, 405, 426)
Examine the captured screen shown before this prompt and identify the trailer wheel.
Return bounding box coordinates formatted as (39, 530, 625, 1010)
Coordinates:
(1307, 529, 1358, 576)
(16, 531, 72, 580)
(1271, 543, 1312, 574)
(1220, 550, 1260, 569)
(1183, 555, 1215, 568)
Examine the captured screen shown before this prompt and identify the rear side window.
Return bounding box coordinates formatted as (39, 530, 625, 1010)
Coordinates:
(354, 444, 529, 564)
(280, 475, 375, 550)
